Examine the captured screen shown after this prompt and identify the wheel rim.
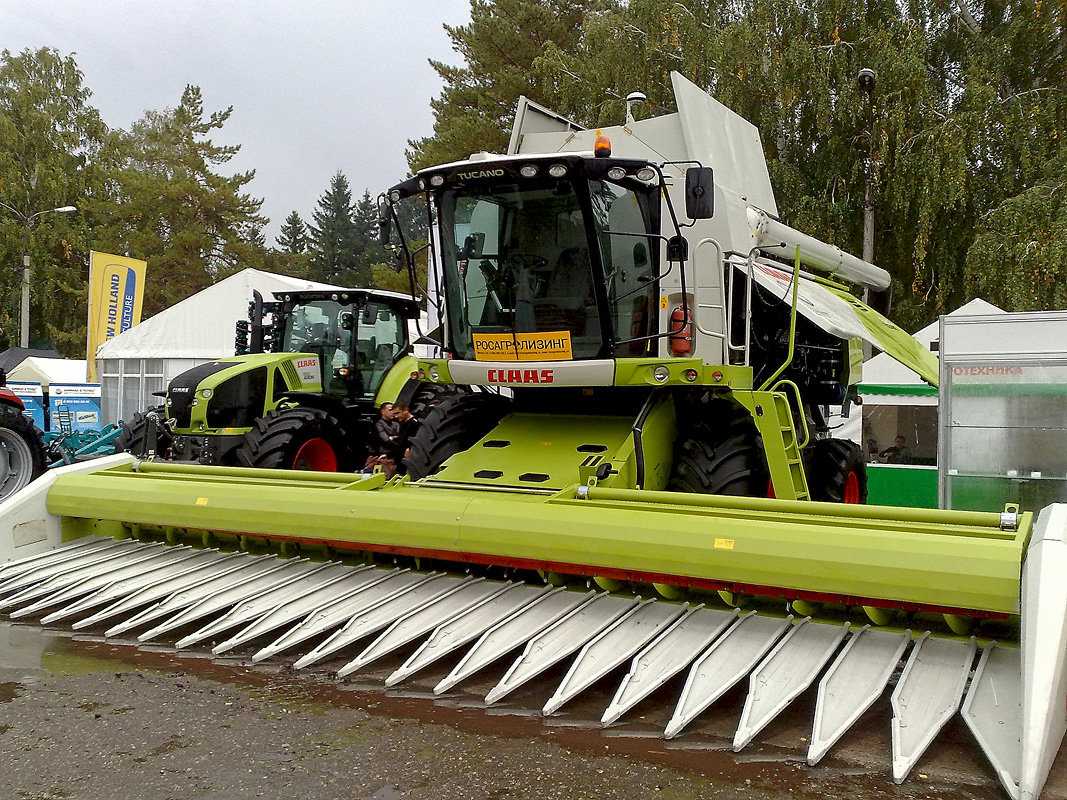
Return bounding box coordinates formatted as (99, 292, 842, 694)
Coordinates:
(291, 438, 339, 471)
(0, 428, 35, 500)
(843, 471, 861, 503)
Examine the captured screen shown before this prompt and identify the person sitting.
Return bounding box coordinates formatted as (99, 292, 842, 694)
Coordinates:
(880, 435, 913, 464)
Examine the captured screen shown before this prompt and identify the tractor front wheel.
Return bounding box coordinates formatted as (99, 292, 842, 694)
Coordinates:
(0, 403, 47, 501)
(114, 405, 172, 459)
(236, 407, 355, 472)
(806, 438, 868, 504)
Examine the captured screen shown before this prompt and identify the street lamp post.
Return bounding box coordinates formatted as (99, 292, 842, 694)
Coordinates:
(0, 202, 77, 348)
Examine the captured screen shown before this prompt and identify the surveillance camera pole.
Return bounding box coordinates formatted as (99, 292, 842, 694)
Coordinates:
(0, 201, 78, 348)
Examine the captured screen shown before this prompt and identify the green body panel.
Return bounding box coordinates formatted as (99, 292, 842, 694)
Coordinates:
(45, 461, 1029, 616)
(428, 399, 676, 492)
(374, 355, 420, 407)
(824, 285, 940, 387)
(169, 353, 323, 435)
(731, 389, 810, 501)
(867, 465, 939, 508)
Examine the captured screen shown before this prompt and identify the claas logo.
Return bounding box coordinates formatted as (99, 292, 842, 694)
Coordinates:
(486, 369, 554, 384)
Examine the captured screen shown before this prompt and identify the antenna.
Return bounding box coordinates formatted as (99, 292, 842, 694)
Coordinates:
(625, 91, 647, 124)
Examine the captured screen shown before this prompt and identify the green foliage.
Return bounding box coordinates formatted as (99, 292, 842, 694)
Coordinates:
(0, 47, 108, 353)
(92, 85, 267, 317)
(406, 0, 601, 171)
(276, 210, 310, 253)
(309, 171, 368, 286)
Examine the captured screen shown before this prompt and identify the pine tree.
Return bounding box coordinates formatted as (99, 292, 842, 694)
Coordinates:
(94, 85, 266, 316)
(276, 210, 310, 254)
(308, 171, 366, 286)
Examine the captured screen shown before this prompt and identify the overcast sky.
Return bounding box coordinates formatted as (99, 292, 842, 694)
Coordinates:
(3, 0, 470, 241)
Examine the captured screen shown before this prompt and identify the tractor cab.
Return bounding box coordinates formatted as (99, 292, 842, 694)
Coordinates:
(271, 290, 413, 403)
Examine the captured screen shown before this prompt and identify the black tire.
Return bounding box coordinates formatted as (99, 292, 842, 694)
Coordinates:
(408, 383, 470, 420)
(236, 406, 357, 471)
(114, 405, 172, 459)
(404, 393, 512, 480)
(806, 438, 868, 504)
(0, 402, 47, 501)
(669, 403, 770, 496)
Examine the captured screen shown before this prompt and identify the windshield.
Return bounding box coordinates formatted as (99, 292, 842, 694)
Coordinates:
(283, 299, 405, 397)
(438, 175, 658, 361)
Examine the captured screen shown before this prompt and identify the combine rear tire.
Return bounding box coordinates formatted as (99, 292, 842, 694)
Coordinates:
(806, 438, 868, 504)
(114, 405, 172, 459)
(236, 407, 355, 472)
(404, 393, 512, 480)
(0, 403, 47, 501)
(408, 382, 469, 419)
(669, 405, 769, 496)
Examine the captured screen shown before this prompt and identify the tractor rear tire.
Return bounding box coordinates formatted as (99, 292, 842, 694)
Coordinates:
(114, 405, 172, 459)
(806, 438, 868, 504)
(236, 407, 356, 472)
(669, 404, 769, 496)
(408, 382, 470, 419)
(404, 392, 512, 480)
(0, 403, 47, 501)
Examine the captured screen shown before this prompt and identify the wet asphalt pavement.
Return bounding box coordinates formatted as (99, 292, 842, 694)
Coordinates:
(3, 622, 1065, 800)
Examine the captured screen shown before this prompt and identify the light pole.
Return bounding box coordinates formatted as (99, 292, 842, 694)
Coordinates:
(0, 201, 77, 348)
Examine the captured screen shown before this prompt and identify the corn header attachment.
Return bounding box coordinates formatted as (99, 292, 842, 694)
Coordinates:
(1, 455, 1066, 799)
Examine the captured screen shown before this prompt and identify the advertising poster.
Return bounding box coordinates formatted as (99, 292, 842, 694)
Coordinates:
(7, 382, 45, 430)
(48, 383, 103, 433)
(86, 251, 147, 381)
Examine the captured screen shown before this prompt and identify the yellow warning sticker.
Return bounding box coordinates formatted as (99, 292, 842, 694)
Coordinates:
(660, 296, 669, 309)
(472, 331, 573, 362)
(195, 497, 209, 506)
(714, 538, 735, 550)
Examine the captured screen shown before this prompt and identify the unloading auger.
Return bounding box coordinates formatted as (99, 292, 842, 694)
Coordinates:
(2, 72, 1065, 799)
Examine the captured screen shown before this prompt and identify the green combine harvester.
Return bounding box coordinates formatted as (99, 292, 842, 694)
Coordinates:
(1, 73, 1064, 800)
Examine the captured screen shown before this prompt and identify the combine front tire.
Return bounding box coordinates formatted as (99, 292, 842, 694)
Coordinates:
(0, 403, 46, 501)
(669, 407, 769, 496)
(806, 439, 868, 504)
(404, 393, 511, 480)
(114, 405, 172, 459)
(237, 407, 355, 472)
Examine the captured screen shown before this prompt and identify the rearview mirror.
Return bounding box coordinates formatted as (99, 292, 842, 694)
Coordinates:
(684, 167, 715, 219)
(378, 212, 392, 247)
(461, 232, 485, 259)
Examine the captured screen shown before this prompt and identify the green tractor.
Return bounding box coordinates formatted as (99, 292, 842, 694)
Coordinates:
(115, 287, 459, 470)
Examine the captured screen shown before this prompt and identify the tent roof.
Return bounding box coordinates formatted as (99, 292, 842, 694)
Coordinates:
(0, 347, 62, 374)
(7, 357, 87, 388)
(96, 268, 340, 361)
(862, 298, 1005, 387)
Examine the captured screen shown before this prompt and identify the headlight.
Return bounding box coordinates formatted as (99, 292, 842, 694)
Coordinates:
(201, 389, 213, 399)
(653, 365, 670, 383)
(389, 189, 401, 203)
(607, 166, 627, 181)
(430, 174, 445, 187)
(428, 365, 440, 381)
(636, 167, 657, 182)
(548, 163, 568, 178)
(520, 164, 539, 178)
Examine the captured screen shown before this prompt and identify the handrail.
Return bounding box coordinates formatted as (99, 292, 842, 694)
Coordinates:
(691, 238, 727, 342)
(770, 378, 810, 450)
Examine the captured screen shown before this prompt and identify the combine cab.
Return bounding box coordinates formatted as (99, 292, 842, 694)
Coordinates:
(2, 73, 1065, 799)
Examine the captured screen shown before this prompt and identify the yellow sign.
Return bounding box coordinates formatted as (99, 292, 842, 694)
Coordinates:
(472, 331, 573, 362)
(86, 252, 147, 381)
(714, 538, 735, 550)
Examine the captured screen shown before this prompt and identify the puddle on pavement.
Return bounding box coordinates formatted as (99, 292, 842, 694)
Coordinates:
(0, 620, 1006, 800)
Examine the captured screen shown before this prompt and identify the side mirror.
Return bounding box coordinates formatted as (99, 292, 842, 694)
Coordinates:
(378, 212, 392, 247)
(684, 167, 715, 219)
(461, 232, 485, 259)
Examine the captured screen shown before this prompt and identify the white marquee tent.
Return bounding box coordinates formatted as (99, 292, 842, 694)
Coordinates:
(7, 357, 88, 388)
(96, 269, 338, 424)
